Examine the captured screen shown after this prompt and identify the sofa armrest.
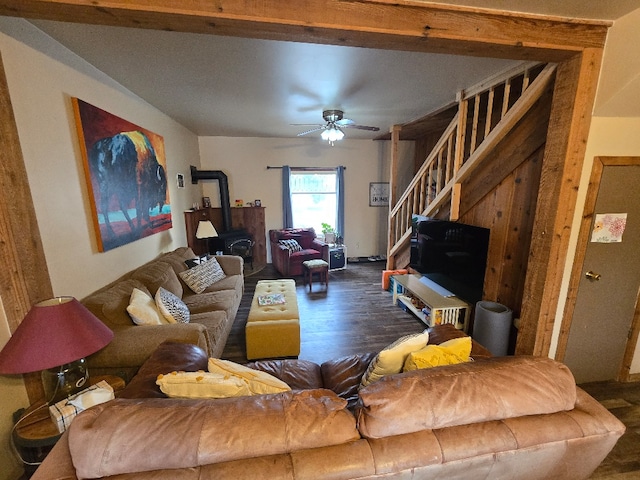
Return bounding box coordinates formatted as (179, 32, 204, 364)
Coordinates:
(312, 238, 329, 257)
(271, 244, 292, 276)
(214, 254, 243, 276)
(88, 323, 211, 371)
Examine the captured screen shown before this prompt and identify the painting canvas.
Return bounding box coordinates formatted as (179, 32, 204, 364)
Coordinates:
(73, 98, 172, 252)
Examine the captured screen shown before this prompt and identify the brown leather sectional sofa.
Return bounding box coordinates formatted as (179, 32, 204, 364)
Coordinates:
(33, 326, 624, 479)
(82, 247, 244, 381)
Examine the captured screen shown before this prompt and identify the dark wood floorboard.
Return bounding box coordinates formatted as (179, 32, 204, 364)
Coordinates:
(580, 381, 640, 479)
(222, 261, 640, 479)
(222, 261, 425, 365)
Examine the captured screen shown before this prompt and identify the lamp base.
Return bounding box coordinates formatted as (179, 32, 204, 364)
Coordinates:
(42, 358, 89, 402)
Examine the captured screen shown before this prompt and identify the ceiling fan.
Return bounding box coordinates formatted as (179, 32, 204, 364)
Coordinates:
(294, 109, 380, 145)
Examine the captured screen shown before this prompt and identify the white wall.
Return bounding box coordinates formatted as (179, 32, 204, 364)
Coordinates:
(198, 137, 414, 260)
(0, 18, 201, 477)
(550, 8, 640, 374)
(0, 18, 202, 298)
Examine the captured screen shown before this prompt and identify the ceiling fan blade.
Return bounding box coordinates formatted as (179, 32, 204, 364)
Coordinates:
(342, 124, 380, 132)
(297, 126, 325, 136)
(336, 118, 355, 126)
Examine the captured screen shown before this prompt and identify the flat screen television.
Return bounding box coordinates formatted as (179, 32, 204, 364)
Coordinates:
(410, 219, 490, 305)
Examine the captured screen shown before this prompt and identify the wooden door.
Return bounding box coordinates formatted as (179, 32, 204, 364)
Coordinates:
(558, 157, 640, 383)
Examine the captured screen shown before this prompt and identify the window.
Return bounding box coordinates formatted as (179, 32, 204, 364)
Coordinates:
(290, 169, 337, 235)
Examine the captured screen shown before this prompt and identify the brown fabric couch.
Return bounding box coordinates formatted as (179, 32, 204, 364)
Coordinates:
(82, 247, 244, 381)
(33, 326, 624, 480)
(269, 228, 329, 276)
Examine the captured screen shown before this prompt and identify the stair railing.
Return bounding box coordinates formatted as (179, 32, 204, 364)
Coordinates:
(387, 62, 555, 266)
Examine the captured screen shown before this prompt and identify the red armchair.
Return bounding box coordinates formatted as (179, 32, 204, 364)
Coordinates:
(269, 228, 329, 277)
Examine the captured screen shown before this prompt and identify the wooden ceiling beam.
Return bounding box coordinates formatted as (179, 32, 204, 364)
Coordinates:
(0, 0, 609, 61)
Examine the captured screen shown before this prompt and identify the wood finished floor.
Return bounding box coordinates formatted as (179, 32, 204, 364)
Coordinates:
(222, 262, 640, 479)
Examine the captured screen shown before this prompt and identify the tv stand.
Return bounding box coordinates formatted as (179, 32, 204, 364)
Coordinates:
(391, 274, 470, 332)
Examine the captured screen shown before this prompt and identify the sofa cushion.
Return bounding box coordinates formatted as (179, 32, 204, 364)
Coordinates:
(182, 290, 235, 315)
(68, 392, 359, 478)
(208, 358, 291, 395)
(119, 342, 210, 399)
(155, 287, 190, 323)
(83, 279, 149, 327)
(321, 353, 377, 409)
(179, 257, 227, 294)
(158, 246, 197, 275)
(131, 261, 183, 298)
(360, 330, 429, 387)
(356, 356, 577, 439)
(127, 287, 166, 326)
(246, 358, 324, 391)
(403, 336, 471, 371)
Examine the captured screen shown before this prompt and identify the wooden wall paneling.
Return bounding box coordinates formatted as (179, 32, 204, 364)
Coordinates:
(231, 207, 267, 267)
(0, 53, 52, 402)
(516, 48, 604, 357)
(502, 149, 545, 314)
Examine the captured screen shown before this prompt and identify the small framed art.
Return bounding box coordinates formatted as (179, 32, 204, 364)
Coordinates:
(369, 182, 389, 207)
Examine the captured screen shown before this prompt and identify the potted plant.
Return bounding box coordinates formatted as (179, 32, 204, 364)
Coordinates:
(321, 223, 336, 244)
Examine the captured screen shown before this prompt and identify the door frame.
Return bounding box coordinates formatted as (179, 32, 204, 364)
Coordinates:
(556, 156, 640, 382)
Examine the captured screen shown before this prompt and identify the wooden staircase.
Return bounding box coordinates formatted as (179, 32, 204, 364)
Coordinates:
(386, 62, 556, 270)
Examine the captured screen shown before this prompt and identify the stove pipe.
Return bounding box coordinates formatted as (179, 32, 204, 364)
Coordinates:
(190, 166, 232, 231)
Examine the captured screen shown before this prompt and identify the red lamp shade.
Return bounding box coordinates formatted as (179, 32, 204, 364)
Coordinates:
(0, 297, 114, 374)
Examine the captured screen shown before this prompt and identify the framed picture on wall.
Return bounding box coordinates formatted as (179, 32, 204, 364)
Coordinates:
(369, 182, 389, 207)
(202, 196, 211, 208)
(72, 98, 172, 252)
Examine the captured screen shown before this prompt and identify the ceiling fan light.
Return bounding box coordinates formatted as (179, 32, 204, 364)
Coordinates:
(321, 128, 331, 141)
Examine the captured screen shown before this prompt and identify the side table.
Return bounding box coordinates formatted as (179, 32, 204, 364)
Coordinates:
(326, 244, 347, 271)
(13, 374, 125, 477)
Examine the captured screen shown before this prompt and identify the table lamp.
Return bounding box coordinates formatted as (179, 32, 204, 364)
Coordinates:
(196, 220, 218, 254)
(0, 296, 114, 403)
(196, 220, 218, 239)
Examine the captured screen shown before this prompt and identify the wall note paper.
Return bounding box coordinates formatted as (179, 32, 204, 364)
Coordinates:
(591, 213, 627, 243)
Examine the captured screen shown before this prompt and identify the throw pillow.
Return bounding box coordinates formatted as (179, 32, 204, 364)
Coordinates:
(127, 288, 167, 325)
(155, 287, 190, 323)
(156, 371, 251, 399)
(179, 257, 226, 294)
(360, 330, 429, 387)
(403, 336, 472, 371)
(279, 238, 303, 253)
(208, 358, 291, 395)
(184, 255, 209, 269)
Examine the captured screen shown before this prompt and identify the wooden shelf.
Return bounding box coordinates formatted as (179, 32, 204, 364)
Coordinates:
(392, 274, 470, 331)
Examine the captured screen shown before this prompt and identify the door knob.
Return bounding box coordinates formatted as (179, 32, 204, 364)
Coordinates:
(585, 271, 601, 281)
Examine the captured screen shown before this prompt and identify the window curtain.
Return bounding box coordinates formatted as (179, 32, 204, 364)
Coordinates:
(282, 165, 293, 228)
(336, 166, 345, 239)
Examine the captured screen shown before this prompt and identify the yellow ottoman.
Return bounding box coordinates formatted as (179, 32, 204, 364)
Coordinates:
(245, 279, 300, 360)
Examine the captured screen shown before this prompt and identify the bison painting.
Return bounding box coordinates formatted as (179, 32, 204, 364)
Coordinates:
(74, 98, 172, 252)
(89, 130, 168, 239)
